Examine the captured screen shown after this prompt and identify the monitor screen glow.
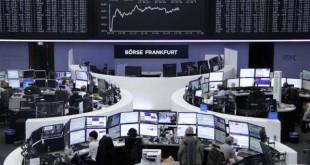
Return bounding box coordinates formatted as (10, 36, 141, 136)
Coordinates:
(70, 117, 86, 132)
(255, 78, 270, 87)
(271, 78, 286, 87)
(249, 137, 262, 153)
(200, 82, 209, 93)
(240, 69, 255, 78)
(209, 81, 223, 91)
(303, 80, 310, 91)
(215, 129, 226, 144)
(177, 125, 196, 137)
(248, 123, 264, 139)
(214, 116, 226, 132)
(76, 71, 88, 80)
(86, 129, 106, 140)
(197, 113, 214, 126)
(108, 125, 121, 139)
(70, 130, 86, 145)
(197, 126, 214, 140)
(120, 123, 139, 137)
(178, 113, 197, 125)
(255, 68, 270, 78)
(158, 112, 177, 124)
(229, 121, 249, 135)
(107, 113, 121, 128)
(86, 116, 107, 129)
(120, 112, 139, 124)
(190, 79, 200, 90)
(140, 112, 158, 124)
(23, 79, 34, 89)
(227, 78, 240, 88)
(239, 78, 255, 87)
(195, 90, 203, 97)
(286, 78, 301, 89)
(140, 123, 158, 137)
(8, 79, 20, 88)
(75, 80, 88, 89)
(230, 134, 249, 149)
(302, 70, 310, 80)
(7, 69, 19, 79)
(209, 72, 224, 82)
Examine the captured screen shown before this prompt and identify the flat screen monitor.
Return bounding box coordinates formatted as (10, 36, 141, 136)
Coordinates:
(8, 79, 20, 88)
(75, 79, 88, 89)
(163, 63, 177, 77)
(209, 72, 224, 82)
(23, 70, 35, 79)
(125, 66, 142, 77)
(23, 79, 34, 89)
(75, 71, 88, 80)
(35, 79, 46, 88)
(239, 78, 255, 87)
(140, 123, 158, 137)
(55, 71, 71, 79)
(107, 113, 121, 128)
(108, 125, 121, 139)
(86, 116, 107, 129)
(271, 78, 286, 87)
(97, 78, 108, 91)
(195, 90, 203, 97)
(181, 62, 196, 72)
(197, 113, 214, 126)
(229, 121, 249, 135)
(70, 130, 86, 145)
(197, 126, 214, 140)
(86, 129, 106, 140)
(230, 134, 249, 149)
(302, 70, 310, 80)
(255, 68, 270, 78)
(47, 79, 57, 88)
(177, 112, 197, 125)
(286, 78, 301, 89)
(258, 99, 277, 112)
(120, 112, 139, 124)
(140, 112, 158, 124)
(197, 60, 210, 74)
(227, 78, 239, 88)
(158, 111, 177, 124)
(189, 79, 200, 90)
(35, 70, 46, 79)
(70, 117, 86, 132)
(248, 123, 264, 139)
(42, 124, 63, 139)
(240, 69, 255, 78)
(255, 78, 270, 87)
(214, 116, 226, 132)
(250, 137, 262, 153)
(209, 81, 223, 91)
(120, 123, 139, 137)
(0, 74, 4, 81)
(177, 125, 196, 137)
(51, 102, 65, 116)
(302, 80, 310, 91)
(7, 69, 19, 79)
(200, 82, 209, 93)
(215, 129, 226, 144)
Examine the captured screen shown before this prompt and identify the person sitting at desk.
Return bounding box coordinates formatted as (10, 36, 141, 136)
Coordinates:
(96, 135, 115, 165)
(24, 83, 42, 96)
(178, 126, 204, 165)
(218, 136, 241, 164)
(125, 128, 142, 165)
(203, 91, 215, 105)
(217, 84, 229, 96)
(79, 85, 87, 97)
(302, 103, 310, 133)
(87, 131, 99, 163)
(246, 87, 265, 109)
(61, 79, 73, 97)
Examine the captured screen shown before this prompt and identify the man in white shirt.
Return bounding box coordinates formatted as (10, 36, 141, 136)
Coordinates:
(88, 131, 99, 161)
(78, 85, 87, 97)
(61, 79, 73, 97)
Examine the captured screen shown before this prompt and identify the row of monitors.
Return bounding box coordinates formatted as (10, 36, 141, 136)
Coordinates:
(56, 71, 88, 81)
(239, 68, 271, 78)
(4, 70, 47, 79)
(226, 77, 302, 88)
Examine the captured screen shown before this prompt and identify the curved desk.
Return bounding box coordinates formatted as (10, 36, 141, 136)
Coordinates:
(4, 147, 23, 165)
(89, 65, 235, 110)
(25, 89, 133, 139)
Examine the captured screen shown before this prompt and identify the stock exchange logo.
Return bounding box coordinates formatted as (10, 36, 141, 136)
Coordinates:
(282, 55, 296, 61)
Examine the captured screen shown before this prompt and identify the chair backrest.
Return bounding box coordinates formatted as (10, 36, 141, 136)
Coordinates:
(247, 90, 266, 108)
(54, 90, 68, 103)
(206, 147, 226, 165)
(83, 94, 93, 113)
(125, 137, 142, 165)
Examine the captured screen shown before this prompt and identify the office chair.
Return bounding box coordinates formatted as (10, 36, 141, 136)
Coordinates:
(83, 94, 93, 113)
(246, 89, 266, 109)
(55, 90, 69, 105)
(206, 147, 226, 165)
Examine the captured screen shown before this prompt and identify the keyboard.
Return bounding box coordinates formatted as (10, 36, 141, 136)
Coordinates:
(237, 152, 253, 157)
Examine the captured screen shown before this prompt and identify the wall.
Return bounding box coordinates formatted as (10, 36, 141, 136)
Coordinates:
(0, 42, 29, 71)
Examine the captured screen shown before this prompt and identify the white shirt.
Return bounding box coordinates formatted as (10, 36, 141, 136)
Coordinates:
(88, 140, 99, 161)
(64, 85, 73, 96)
(204, 96, 213, 104)
(78, 91, 86, 97)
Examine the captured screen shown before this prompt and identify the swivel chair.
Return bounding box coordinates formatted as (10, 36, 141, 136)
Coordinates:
(246, 89, 266, 109)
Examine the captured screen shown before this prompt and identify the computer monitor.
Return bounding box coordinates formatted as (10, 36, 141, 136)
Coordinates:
(177, 125, 196, 137)
(214, 116, 226, 132)
(97, 78, 108, 91)
(201, 82, 209, 93)
(75, 79, 88, 89)
(209, 72, 224, 82)
(230, 134, 249, 149)
(70, 117, 86, 132)
(125, 66, 142, 77)
(181, 62, 196, 72)
(215, 129, 226, 144)
(177, 112, 197, 125)
(70, 129, 86, 145)
(257, 99, 277, 112)
(7, 69, 19, 79)
(108, 125, 121, 139)
(35, 79, 46, 88)
(120, 123, 139, 137)
(8, 79, 20, 88)
(107, 113, 121, 128)
(271, 78, 286, 87)
(248, 123, 264, 139)
(23, 70, 35, 79)
(195, 90, 203, 97)
(189, 79, 200, 90)
(158, 111, 177, 125)
(197, 125, 214, 140)
(55, 71, 71, 79)
(0, 74, 5, 81)
(303, 80, 310, 91)
(23, 79, 34, 89)
(255, 78, 270, 87)
(140, 123, 158, 137)
(35, 70, 46, 79)
(42, 124, 63, 139)
(120, 112, 139, 124)
(227, 78, 239, 88)
(209, 81, 223, 91)
(197, 113, 214, 126)
(86, 129, 106, 140)
(239, 78, 255, 87)
(255, 68, 270, 78)
(197, 60, 210, 74)
(47, 79, 57, 88)
(250, 137, 263, 153)
(302, 69, 310, 80)
(240, 69, 255, 78)
(163, 64, 177, 77)
(140, 112, 158, 124)
(286, 78, 301, 89)
(75, 71, 88, 80)
(51, 101, 65, 116)
(229, 120, 249, 135)
(86, 116, 107, 129)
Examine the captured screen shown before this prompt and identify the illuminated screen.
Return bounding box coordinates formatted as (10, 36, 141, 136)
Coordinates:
(229, 121, 249, 135)
(255, 78, 270, 87)
(250, 137, 262, 153)
(158, 112, 177, 124)
(23, 70, 35, 79)
(76, 71, 88, 80)
(227, 78, 239, 88)
(86, 116, 107, 129)
(120, 112, 139, 124)
(35, 70, 46, 79)
(302, 70, 310, 80)
(303, 80, 310, 91)
(0, 75, 4, 81)
(201, 82, 209, 93)
(108, 125, 121, 139)
(215, 129, 226, 144)
(140, 112, 158, 124)
(195, 90, 203, 97)
(70, 117, 86, 132)
(97, 78, 108, 90)
(8, 79, 20, 88)
(70, 130, 86, 145)
(120, 124, 139, 137)
(140, 123, 158, 137)
(107, 113, 120, 128)
(197, 113, 214, 126)
(75, 80, 88, 89)
(55, 71, 71, 79)
(230, 134, 249, 149)
(209, 81, 223, 91)
(7, 69, 19, 79)
(271, 78, 286, 87)
(42, 124, 63, 139)
(178, 113, 197, 125)
(177, 125, 196, 137)
(197, 126, 214, 140)
(255, 68, 270, 78)
(35, 79, 46, 88)
(286, 78, 301, 89)
(23, 79, 34, 89)
(239, 78, 255, 87)
(240, 69, 255, 78)
(86, 129, 106, 140)
(214, 116, 226, 132)
(248, 124, 264, 139)
(209, 72, 224, 82)
(190, 79, 200, 90)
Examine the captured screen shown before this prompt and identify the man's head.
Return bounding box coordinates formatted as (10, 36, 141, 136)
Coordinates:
(81, 85, 87, 92)
(89, 131, 98, 141)
(185, 126, 194, 136)
(62, 79, 67, 85)
(225, 136, 234, 145)
(127, 128, 138, 138)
